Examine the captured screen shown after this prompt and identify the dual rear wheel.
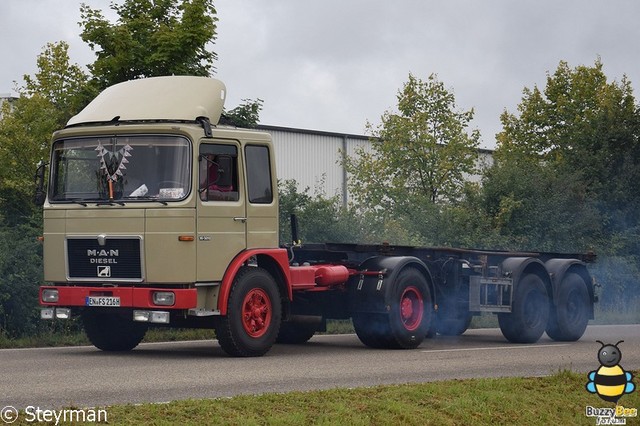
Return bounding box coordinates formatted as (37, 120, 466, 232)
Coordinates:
(546, 272, 590, 341)
(499, 272, 590, 343)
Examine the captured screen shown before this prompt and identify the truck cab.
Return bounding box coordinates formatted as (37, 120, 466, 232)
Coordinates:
(40, 77, 289, 355)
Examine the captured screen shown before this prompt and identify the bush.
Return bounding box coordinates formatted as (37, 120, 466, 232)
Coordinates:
(0, 218, 45, 337)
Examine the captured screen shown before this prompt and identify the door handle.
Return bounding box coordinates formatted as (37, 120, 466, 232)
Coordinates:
(233, 217, 247, 223)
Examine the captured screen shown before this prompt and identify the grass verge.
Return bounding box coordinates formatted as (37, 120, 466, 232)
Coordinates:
(11, 370, 639, 425)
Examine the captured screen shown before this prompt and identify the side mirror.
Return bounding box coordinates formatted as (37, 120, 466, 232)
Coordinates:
(34, 160, 48, 206)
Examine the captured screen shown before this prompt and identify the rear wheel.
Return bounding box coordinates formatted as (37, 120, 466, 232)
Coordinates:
(276, 321, 317, 344)
(352, 313, 392, 349)
(215, 267, 281, 357)
(546, 272, 590, 341)
(436, 308, 472, 336)
(498, 273, 549, 343)
(353, 267, 432, 349)
(82, 310, 147, 351)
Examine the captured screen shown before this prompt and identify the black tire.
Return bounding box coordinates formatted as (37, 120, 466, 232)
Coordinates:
(214, 267, 281, 357)
(436, 308, 472, 336)
(352, 312, 393, 349)
(426, 316, 437, 338)
(353, 267, 433, 349)
(498, 273, 549, 343)
(82, 310, 147, 351)
(546, 272, 590, 341)
(388, 268, 433, 348)
(276, 321, 316, 344)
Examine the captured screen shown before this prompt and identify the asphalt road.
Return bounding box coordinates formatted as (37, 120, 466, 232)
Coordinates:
(1, 324, 638, 409)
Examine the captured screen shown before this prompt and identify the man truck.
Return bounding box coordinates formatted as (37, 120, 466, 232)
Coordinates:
(36, 76, 596, 357)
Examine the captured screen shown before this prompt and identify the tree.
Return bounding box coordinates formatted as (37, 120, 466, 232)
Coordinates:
(21, 42, 90, 121)
(0, 42, 89, 338)
(79, 0, 218, 90)
(493, 59, 640, 255)
(341, 74, 482, 247)
(344, 73, 481, 217)
(278, 179, 373, 245)
(0, 42, 88, 225)
(220, 98, 264, 128)
(79, 0, 263, 127)
(480, 160, 602, 252)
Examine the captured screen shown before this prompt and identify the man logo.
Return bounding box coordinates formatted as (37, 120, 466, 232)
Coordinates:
(97, 266, 111, 277)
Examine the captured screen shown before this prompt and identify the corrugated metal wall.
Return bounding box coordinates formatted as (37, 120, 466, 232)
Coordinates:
(256, 125, 492, 205)
(258, 125, 371, 204)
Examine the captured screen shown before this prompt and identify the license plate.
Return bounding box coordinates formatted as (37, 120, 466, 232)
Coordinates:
(85, 296, 121, 307)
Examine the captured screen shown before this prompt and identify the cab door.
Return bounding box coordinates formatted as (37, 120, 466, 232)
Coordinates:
(196, 141, 246, 281)
(244, 144, 278, 249)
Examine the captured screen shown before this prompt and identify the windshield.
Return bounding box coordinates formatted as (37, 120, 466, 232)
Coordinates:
(49, 135, 191, 202)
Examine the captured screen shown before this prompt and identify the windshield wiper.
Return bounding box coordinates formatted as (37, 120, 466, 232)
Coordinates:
(122, 195, 168, 205)
(95, 200, 125, 206)
(52, 198, 92, 206)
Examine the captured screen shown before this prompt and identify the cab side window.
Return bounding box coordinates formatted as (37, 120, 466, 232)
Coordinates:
(199, 144, 239, 202)
(245, 145, 273, 204)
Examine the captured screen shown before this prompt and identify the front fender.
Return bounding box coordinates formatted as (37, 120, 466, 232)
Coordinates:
(217, 248, 291, 315)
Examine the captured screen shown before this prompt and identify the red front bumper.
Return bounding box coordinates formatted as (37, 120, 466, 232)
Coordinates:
(39, 286, 197, 309)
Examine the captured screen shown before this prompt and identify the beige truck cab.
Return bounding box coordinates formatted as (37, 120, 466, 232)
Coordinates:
(39, 76, 288, 356)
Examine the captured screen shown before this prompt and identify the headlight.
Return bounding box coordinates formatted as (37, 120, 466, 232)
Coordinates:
(152, 291, 175, 306)
(41, 289, 59, 303)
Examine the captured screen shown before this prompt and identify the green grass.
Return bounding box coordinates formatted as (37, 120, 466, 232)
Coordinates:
(10, 369, 639, 425)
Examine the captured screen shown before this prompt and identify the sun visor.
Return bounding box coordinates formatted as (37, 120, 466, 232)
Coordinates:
(67, 76, 226, 126)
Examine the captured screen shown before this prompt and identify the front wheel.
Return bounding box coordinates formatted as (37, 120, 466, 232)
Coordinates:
(82, 310, 147, 351)
(498, 273, 549, 343)
(215, 267, 282, 357)
(546, 272, 590, 341)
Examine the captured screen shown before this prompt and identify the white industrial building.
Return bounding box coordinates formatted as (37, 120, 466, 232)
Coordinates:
(258, 124, 494, 206)
(0, 94, 17, 118)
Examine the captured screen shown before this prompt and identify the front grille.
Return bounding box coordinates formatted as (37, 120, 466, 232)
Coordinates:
(67, 237, 142, 281)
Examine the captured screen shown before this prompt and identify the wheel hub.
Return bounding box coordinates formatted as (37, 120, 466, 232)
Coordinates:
(400, 286, 424, 331)
(241, 288, 272, 338)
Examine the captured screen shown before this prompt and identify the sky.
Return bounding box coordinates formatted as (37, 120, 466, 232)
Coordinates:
(1, 0, 639, 149)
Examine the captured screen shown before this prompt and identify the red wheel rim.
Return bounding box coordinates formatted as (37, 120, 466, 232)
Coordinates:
(400, 286, 423, 331)
(241, 288, 272, 338)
